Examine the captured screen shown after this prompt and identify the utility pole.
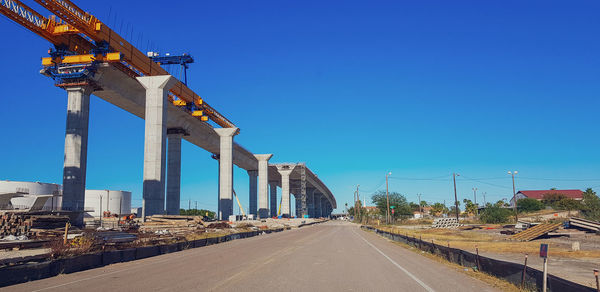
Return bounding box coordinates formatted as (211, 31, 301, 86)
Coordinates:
(453, 173, 460, 222)
(188, 199, 191, 210)
(195, 201, 198, 211)
(386, 172, 392, 224)
(417, 193, 422, 215)
(508, 171, 518, 222)
(356, 184, 360, 221)
(99, 194, 103, 228)
(472, 187, 478, 216)
(482, 192, 487, 206)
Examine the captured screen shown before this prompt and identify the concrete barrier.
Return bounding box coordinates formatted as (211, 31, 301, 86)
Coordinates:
(121, 248, 136, 262)
(135, 245, 159, 259)
(102, 250, 123, 265)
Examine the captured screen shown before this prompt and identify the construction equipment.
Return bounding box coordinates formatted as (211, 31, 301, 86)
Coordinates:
(232, 189, 246, 217)
(278, 193, 283, 216)
(0, 0, 235, 128)
(509, 222, 563, 242)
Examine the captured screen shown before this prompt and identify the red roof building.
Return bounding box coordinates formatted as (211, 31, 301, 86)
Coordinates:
(510, 189, 583, 206)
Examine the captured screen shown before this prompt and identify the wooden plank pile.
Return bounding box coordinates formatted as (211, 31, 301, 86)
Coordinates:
(509, 222, 562, 241)
(139, 215, 206, 234)
(1, 213, 30, 237)
(1, 213, 69, 238)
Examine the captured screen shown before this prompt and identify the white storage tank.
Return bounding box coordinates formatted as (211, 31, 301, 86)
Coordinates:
(0, 180, 61, 210)
(84, 190, 131, 217)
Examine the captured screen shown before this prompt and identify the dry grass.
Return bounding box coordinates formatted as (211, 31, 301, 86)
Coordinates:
(365, 228, 531, 292)
(378, 226, 600, 260)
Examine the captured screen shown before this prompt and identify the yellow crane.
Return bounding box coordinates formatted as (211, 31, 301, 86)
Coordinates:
(232, 189, 246, 218)
(0, 0, 236, 128)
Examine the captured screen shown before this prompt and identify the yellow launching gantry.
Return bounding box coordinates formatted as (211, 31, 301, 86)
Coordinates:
(0, 0, 235, 128)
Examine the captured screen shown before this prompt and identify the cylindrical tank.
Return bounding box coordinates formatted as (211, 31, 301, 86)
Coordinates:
(84, 190, 132, 217)
(0, 180, 61, 210)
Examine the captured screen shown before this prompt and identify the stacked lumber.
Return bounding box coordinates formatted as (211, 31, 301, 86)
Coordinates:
(0, 213, 30, 237)
(0, 213, 69, 237)
(509, 222, 562, 241)
(29, 215, 70, 229)
(139, 215, 206, 234)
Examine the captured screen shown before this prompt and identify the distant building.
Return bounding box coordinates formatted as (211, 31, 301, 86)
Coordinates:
(413, 206, 432, 218)
(510, 189, 583, 206)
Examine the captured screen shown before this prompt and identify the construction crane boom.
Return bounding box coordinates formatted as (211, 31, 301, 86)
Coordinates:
(0, 0, 236, 128)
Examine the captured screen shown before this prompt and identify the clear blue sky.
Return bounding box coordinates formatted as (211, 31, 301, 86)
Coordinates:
(0, 0, 599, 213)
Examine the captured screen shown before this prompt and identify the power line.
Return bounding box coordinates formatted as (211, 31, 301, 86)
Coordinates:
(459, 175, 513, 190)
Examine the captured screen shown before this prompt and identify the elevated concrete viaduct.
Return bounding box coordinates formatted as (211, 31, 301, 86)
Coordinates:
(53, 63, 335, 224)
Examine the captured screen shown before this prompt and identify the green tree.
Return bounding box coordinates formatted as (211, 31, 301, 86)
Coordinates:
(448, 205, 460, 216)
(555, 198, 582, 212)
(480, 206, 513, 224)
(462, 199, 477, 215)
(517, 198, 544, 213)
(542, 193, 567, 207)
(494, 200, 506, 207)
(409, 202, 420, 212)
(581, 188, 600, 221)
(430, 202, 448, 216)
(371, 191, 412, 220)
(180, 209, 216, 218)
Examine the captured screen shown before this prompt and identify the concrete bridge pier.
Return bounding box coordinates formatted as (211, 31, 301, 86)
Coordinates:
(247, 170, 257, 217)
(166, 128, 186, 215)
(138, 75, 177, 219)
(61, 85, 93, 226)
(307, 188, 315, 218)
(269, 181, 278, 217)
(276, 165, 294, 217)
(215, 128, 238, 220)
(314, 193, 321, 217)
(254, 154, 272, 219)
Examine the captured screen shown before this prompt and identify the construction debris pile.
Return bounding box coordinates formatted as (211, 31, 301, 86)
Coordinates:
(139, 215, 209, 235)
(1, 213, 69, 238)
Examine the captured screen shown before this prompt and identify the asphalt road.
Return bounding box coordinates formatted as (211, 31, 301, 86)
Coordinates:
(3, 221, 498, 292)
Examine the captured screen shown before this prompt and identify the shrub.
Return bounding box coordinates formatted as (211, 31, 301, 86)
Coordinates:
(581, 188, 600, 221)
(480, 206, 513, 224)
(555, 198, 583, 211)
(517, 198, 544, 212)
(542, 193, 567, 207)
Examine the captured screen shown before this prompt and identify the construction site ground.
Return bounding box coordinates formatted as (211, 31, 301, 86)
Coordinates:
(379, 223, 600, 288)
(0, 217, 323, 268)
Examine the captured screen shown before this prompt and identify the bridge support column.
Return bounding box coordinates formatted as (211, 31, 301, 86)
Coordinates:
(276, 165, 294, 218)
(269, 181, 278, 217)
(138, 75, 177, 219)
(295, 194, 301, 218)
(255, 154, 273, 219)
(215, 128, 239, 220)
(314, 194, 321, 217)
(61, 85, 92, 226)
(166, 128, 186, 215)
(307, 188, 315, 218)
(247, 170, 258, 217)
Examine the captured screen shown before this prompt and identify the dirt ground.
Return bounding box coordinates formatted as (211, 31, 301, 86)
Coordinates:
(383, 224, 600, 288)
